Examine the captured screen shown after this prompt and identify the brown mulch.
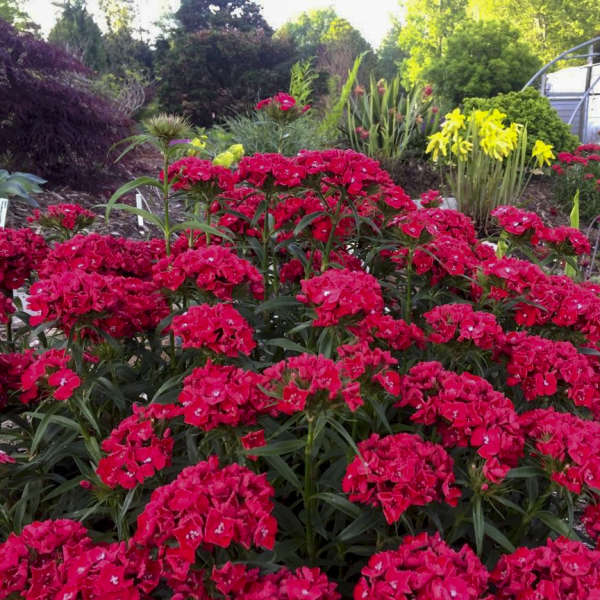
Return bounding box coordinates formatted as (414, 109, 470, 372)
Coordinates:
(520, 176, 569, 228)
(5, 147, 169, 239)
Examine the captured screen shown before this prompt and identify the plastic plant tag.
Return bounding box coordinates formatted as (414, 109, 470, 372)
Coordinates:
(135, 192, 145, 230)
(0, 198, 8, 228)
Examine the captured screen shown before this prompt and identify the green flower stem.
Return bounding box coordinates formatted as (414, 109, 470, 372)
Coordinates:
(304, 414, 317, 563)
(405, 248, 414, 323)
(321, 190, 345, 272)
(262, 191, 272, 296)
(162, 148, 172, 256)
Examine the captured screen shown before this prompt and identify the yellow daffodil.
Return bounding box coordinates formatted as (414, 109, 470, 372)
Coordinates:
(442, 108, 466, 138)
(212, 151, 234, 168)
(531, 139, 555, 167)
(426, 131, 450, 162)
(488, 108, 507, 124)
(451, 137, 473, 158)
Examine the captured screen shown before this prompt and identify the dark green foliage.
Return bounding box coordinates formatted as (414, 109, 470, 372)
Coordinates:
(0, 20, 130, 185)
(375, 21, 408, 81)
(426, 19, 541, 106)
(175, 0, 271, 33)
(275, 7, 337, 58)
(48, 0, 107, 71)
(463, 87, 580, 154)
(157, 29, 296, 127)
(102, 29, 154, 80)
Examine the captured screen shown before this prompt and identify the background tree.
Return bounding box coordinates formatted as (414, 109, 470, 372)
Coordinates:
(98, 0, 135, 33)
(0, 0, 36, 31)
(426, 20, 541, 105)
(398, 0, 467, 86)
(174, 0, 271, 34)
(48, 0, 106, 70)
(0, 19, 129, 185)
(493, 0, 599, 63)
(157, 28, 295, 126)
(375, 19, 408, 81)
(275, 7, 337, 59)
(317, 17, 375, 92)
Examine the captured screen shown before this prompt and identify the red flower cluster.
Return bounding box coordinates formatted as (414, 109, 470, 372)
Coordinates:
(343, 432, 460, 524)
(20, 348, 81, 404)
(492, 205, 590, 255)
(419, 188, 443, 208)
(0, 292, 14, 323)
(96, 403, 182, 489)
(398, 362, 524, 483)
(256, 91, 310, 114)
(425, 303, 504, 350)
(152, 245, 264, 300)
(354, 532, 490, 600)
(38, 233, 164, 280)
(297, 268, 384, 326)
(28, 270, 170, 339)
(170, 303, 256, 356)
(499, 331, 600, 416)
(163, 156, 236, 192)
(336, 341, 400, 401)
(491, 536, 600, 599)
(553, 144, 600, 193)
(28, 203, 96, 232)
(0, 227, 47, 291)
(0, 351, 33, 408)
(0, 519, 93, 599)
(263, 353, 350, 413)
(279, 249, 363, 283)
(133, 456, 277, 578)
(390, 207, 477, 245)
(520, 407, 600, 493)
(479, 256, 600, 344)
(582, 503, 600, 548)
(213, 562, 340, 600)
(237, 153, 307, 188)
(178, 360, 272, 430)
(354, 313, 426, 351)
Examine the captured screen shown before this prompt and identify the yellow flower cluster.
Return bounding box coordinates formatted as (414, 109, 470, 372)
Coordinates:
(426, 108, 554, 166)
(213, 144, 245, 168)
(187, 135, 208, 156)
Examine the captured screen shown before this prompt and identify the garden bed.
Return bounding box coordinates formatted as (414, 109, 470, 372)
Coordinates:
(1, 148, 599, 599)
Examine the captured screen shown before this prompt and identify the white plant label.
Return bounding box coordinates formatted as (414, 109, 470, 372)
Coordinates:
(0, 198, 8, 228)
(135, 192, 145, 230)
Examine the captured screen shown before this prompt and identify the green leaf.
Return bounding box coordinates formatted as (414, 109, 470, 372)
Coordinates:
(170, 220, 233, 242)
(325, 416, 363, 459)
(484, 521, 516, 552)
(264, 455, 302, 491)
(293, 211, 325, 236)
(536, 511, 579, 539)
(473, 496, 484, 556)
(108, 203, 164, 230)
(244, 439, 306, 456)
(337, 510, 380, 542)
(264, 338, 308, 354)
(103, 177, 163, 220)
(255, 296, 301, 313)
(312, 492, 361, 518)
(505, 466, 545, 479)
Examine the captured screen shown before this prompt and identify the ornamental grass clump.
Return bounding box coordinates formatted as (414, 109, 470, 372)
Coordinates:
(426, 107, 555, 231)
